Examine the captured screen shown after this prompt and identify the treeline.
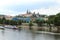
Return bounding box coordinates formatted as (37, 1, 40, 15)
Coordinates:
(0, 12, 60, 26)
(47, 13, 60, 26)
(0, 17, 22, 25)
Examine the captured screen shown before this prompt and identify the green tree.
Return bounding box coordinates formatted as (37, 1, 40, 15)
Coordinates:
(8, 20, 17, 25)
(35, 18, 45, 27)
(48, 15, 55, 24)
(53, 13, 60, 32)
(29, 21, 33, 30)
(47, 15, 55, 32)
(54, 13, 60, 26)
(0, 18, 3, 24)
(1, 17, 6, 27)
(48, 13, 60, 32)
(17, 20, 22, 25)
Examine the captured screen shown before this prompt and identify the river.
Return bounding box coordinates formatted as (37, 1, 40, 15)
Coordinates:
(0, 28, 60, 40)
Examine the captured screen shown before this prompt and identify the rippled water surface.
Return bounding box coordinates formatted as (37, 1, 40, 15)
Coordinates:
(0, 28, 60, 40)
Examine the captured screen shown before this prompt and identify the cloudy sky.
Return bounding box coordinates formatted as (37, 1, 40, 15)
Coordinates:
(0, 0, 60, 16)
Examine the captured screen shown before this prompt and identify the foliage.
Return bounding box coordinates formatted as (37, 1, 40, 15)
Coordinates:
(35, 18, 45, 27)
(29, 21, 33, 29)
(47, 13, 60, 26)
(48, 15, 55, 24)
(17, 20, 22, 25)
(0, 17, 23, 25)
(29, 21, 33, 26)
(54, 13, 60, 26)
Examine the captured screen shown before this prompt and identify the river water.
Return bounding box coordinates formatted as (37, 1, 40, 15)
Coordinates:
(0, 28, 60, 40)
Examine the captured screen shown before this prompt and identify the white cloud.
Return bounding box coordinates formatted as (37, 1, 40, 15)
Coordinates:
(0, 0, 55, 6)
(0, 7, 60, 16)
(0, 0, 60, 16)
(54, 0, 60, 4)
(0, 9, 26, 16)
(0, 0, 59, 7)
(31, 7, 60, 15)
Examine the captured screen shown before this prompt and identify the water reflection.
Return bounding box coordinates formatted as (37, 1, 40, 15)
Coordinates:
(0, 29, 59, 40)
(54, 35, 60, 40)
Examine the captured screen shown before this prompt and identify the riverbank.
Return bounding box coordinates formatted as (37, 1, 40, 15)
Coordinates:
(34, 31, 60, 35)
(0, 23, 60, 35)
(19, 26, 60, 35)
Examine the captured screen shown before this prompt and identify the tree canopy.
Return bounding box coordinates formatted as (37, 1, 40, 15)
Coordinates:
(48, 13, 60, 26)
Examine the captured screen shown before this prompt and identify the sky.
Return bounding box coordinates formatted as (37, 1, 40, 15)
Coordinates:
(0, 0, 60, 16)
